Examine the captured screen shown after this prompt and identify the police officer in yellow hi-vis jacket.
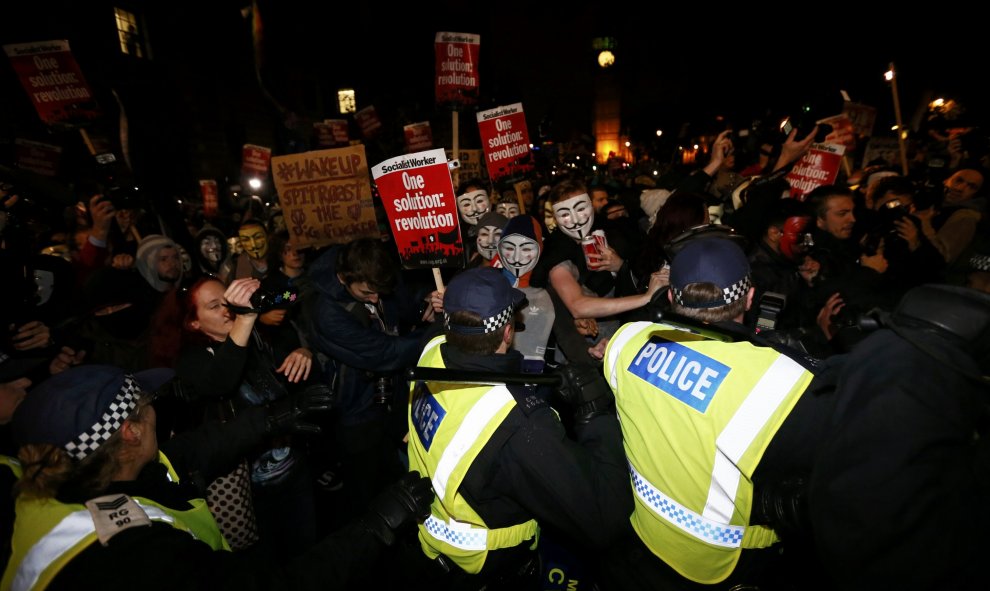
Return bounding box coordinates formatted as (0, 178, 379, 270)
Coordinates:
(600, 237, 839, 590)
(408, 266, 632, 587)
(2, 365, 432, 591)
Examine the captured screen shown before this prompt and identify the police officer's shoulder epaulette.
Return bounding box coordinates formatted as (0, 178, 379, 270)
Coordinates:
(506, 383, 548, 417)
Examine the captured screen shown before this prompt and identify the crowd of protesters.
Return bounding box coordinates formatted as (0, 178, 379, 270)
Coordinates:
(1, 105, 988, 591)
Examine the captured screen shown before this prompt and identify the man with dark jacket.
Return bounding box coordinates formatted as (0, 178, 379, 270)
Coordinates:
(306, 238, 427, 513)
(808, 285, 990, 589)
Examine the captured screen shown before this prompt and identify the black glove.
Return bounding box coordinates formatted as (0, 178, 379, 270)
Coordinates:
(265, 383, 334, 435)
(556, 363, 614, 424)
(752, 477, 809, 543)
(361, 471, 434, 546)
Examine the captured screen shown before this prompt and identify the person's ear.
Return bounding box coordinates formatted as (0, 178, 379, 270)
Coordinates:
(745, 286, 755, 312)
(120, 418, 143, 446)
(816, 216, 827, 231)
(502, 322, 513, 346)
(667, 289, 674, 305)
(767, 226, 782, 244)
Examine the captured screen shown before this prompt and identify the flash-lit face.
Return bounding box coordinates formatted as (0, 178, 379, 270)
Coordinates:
(457, 189, 491, 226)
(552, 193, 595, 240)
(498, 234, 540, 278)
(495, 202, 520, 218)
(238, 224, 268, 260)
(476, 225, 502, 260)
(200, 235, 222, 264)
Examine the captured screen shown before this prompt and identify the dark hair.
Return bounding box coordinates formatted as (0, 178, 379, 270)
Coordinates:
(457, 178, 488, 195)
(764, 198, 812, 232)
(634, 192, 707, 280)
(444, 310, 505, 355)
(806, 185, 853, 219)
(549, 179, 587, 205)
(672, 282, 748, 323)
(267, 230, 292, 271)
(872, 176, 916, 203)
(336, 238, 398, 293)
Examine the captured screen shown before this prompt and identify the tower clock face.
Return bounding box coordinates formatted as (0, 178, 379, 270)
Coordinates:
(597, 50, 615, 68)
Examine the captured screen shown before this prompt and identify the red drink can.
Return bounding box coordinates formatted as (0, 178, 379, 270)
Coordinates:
(582, 235, 599, 266)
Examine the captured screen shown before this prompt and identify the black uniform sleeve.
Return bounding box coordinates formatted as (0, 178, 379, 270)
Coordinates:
(493, 407, 633, 548)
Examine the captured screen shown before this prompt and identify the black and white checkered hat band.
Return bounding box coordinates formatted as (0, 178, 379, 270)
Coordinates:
(970, 254, 990, 272)
(672, 276, 752, 309)
(444, 304, 514, 334)
(63, 375, 141, 461)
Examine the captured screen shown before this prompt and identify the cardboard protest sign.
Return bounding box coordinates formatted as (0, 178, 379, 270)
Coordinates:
(843, 102, 878, 138)
(242, 144, 271, 177)
(372, 148, 464, 268)
(787, 142, 846, 200)
(818, 114, 857, 152)
(477, 103, 533, 182)
(272, 145, 378, 249)
(15, 138, 62, 177)
(4, 40, 100, 125)
(861, 137, 901, 169)
(355, 106, 382, 139)
(435, 32, 480, 108)
(444, 149, 486, 183)
(403, 121, 433, 153)
(199, 180, 219, 218)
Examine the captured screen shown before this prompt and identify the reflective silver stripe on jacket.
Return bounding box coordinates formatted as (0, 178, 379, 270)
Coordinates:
(13, 503, 179, 591)
(431, 386, 513, 501)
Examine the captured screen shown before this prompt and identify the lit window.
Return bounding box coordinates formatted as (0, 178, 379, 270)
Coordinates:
(338, 89, 356, 114)
(115, 7, 144, 58)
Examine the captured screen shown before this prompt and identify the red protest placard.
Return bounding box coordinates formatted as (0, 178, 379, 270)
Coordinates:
(314, 122, 334, 148)
(435, 32, 480, 108)
(327, 119, 349, 145)
(787, 143, 846, 201)
(372, 148, 464, 268)
(199, 180, 219, 218)
(355, 106, 382, 139)
(404, 121, 433, 153)
(242, 144, 271, 177)
(4, 40, 100, 125)
(272, 145, 379, 249)
(477, 103, 533, 182)
(15, 138, 62, 177)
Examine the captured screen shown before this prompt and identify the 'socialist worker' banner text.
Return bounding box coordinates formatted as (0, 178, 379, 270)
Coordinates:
(272, 145, 379, 249)
(477, 102, 533, 182)
(4, 40, 100, 125)
(435, 32, 480, 108)
(372, 148, 464, 268)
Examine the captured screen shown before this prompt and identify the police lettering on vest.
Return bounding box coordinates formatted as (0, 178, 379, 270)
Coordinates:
(628, 337, 730, 413)
(412, 382, 446, 451)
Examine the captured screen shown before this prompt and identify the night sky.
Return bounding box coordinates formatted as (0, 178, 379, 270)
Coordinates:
(257, 3, 986, 145)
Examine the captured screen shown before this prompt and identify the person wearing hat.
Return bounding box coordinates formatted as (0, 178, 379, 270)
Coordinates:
(3, 364, 432, 591)
(407, 266, 631, 585)
(600, 237, 839, 589)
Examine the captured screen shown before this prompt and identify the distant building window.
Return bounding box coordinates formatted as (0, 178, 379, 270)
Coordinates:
(115, 7, 144, 58)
